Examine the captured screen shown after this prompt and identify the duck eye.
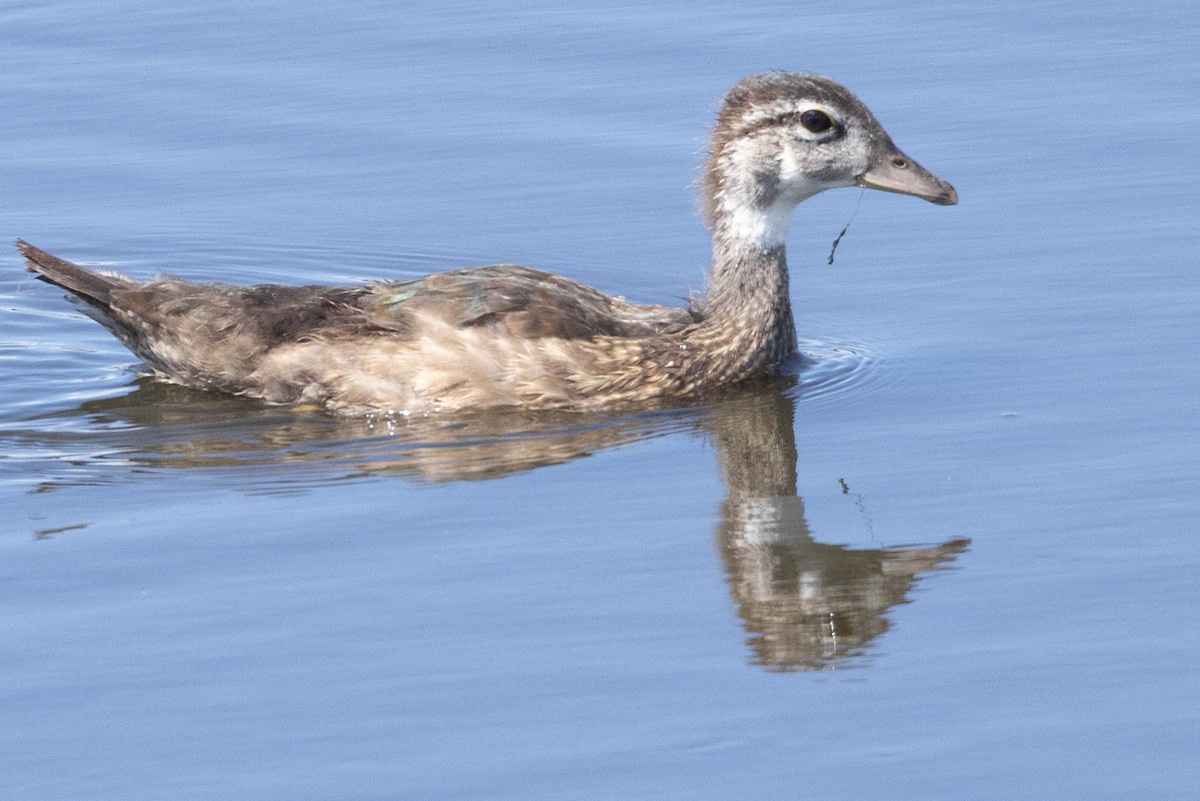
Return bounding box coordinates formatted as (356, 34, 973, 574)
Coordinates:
(799, 110, 834, 133)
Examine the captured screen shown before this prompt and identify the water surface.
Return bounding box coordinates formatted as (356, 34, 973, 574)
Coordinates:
(2, 2, 1198, 799)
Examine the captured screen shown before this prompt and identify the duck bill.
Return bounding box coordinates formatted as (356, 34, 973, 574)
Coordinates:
(856, 150, 958, 206)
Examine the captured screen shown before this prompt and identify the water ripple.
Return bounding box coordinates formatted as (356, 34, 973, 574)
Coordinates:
(791, 337, 896, 409)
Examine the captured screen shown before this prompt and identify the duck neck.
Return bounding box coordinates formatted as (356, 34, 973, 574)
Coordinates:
(694, 227, 798, 376)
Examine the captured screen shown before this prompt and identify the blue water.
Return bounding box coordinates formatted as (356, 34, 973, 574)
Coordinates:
(3, 1, 1199, 799)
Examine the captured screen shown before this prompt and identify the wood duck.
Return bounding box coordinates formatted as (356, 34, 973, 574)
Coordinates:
(20, 72, 956, 415)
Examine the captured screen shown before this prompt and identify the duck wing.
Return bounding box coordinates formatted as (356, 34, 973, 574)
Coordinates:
(21, 242, 696, 387)
(364, 264, 698, 340)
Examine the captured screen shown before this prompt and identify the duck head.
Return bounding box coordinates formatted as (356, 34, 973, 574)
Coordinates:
(701, 72, 957, 249)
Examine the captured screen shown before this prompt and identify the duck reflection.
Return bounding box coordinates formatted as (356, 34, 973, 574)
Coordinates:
(30, 378, 687, 482)
(706, 388, 968, 670)
(23, 376, 967, 669)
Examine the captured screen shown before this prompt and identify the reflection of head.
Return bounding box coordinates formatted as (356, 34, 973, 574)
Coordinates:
(707, 381, 969, 671)
(720, 500, 968, 671)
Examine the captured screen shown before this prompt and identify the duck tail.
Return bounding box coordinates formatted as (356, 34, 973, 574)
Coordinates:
(17, 239, 132, 309)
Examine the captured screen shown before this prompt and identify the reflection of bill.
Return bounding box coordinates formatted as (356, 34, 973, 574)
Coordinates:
(721, 499, 968, 671)
(36, 375, 967, 669)
(708, 384, 969, 671)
